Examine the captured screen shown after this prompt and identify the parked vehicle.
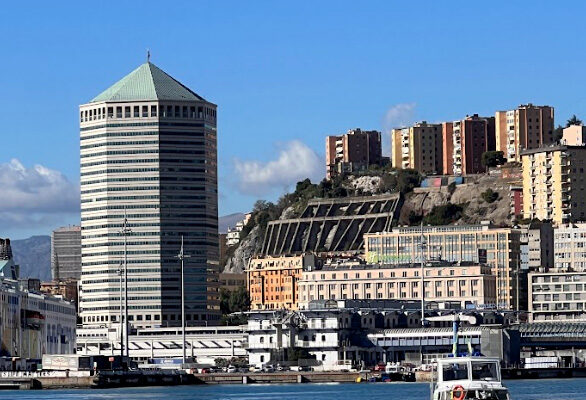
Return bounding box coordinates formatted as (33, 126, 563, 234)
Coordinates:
(226, 365, 237, 373)
(262, 364, 275, 373)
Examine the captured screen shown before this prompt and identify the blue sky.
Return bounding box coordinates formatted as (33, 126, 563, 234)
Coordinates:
(1, 1, 586, 239)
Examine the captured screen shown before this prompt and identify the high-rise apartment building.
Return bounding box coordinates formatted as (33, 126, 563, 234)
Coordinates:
(495, 104, 554, 162)
(442, 115, 495, 175)
(364, 224, 523, 310)
(79, 62, 219, 329)
(391, 122, 442, 174)
(325, 129, 383, 179)
(521, 145, 586, 224)
(51, 225, 81, 280)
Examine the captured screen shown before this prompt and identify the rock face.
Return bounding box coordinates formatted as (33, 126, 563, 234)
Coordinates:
(398, 175, 513, 227)
(223, 226, 263, 273)
(11, 235, 51, 281)
(345, 175, 382, 194)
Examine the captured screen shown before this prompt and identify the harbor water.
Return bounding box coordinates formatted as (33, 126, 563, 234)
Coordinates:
(3, 380, 586, 400)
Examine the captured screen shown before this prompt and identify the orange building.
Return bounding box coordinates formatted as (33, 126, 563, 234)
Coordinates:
(247, 254, 319, 310)
(40, 278, 79, 304)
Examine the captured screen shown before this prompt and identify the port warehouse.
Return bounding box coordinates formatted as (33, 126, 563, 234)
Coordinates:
(4, 305, 586, 371)
(71, 300, 586, 370)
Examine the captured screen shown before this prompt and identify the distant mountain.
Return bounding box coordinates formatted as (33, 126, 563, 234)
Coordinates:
(11, 235, 51, 281)
(219, 213, 245, 234)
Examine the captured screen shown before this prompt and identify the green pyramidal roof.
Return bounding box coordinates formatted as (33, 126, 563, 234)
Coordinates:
(90, 62, 205, 103)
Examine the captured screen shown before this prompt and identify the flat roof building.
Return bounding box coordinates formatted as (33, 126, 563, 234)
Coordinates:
(391, 122, 443, 174)
(496, 104, 554, 162)
(521, 145, 586, 224)
(364, 224, 523, 310)
(298, 261, 496, 310)
(325, 129, 383, 179)
(51, 225, 81, 280)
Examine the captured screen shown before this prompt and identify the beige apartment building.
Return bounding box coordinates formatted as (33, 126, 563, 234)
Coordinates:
(521, 145, 586, 224)
(562, 125, 586, 146)
(247, 254, 319, 310)
(364, 224, 522, 310)
(298, 262, 496, 310)
(325, 129, 383, 179)
(495, 104, 554, 162)
(391, 122, 443, 174)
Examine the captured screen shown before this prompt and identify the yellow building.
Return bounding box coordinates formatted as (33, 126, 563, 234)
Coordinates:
(247, 254, 319, 310)
(299, 261, 496, 310)
(495, 104, 554, 162)
(521, 145, 586, 224)
(363, 224, 522, 310)
(391, 121, 443, 174)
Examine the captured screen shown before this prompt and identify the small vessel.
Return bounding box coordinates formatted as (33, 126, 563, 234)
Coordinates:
(428, 314, 511, 400)
(432, 356, 510, 400)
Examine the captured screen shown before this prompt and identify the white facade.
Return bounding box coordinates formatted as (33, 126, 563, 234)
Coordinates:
(76, 325, 246, 364)
(0, 277, 76, 358)
(554, 223, 586, 271)
(529, 270, 586, 322)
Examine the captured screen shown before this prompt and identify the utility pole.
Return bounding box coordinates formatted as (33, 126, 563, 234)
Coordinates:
(119, 208, 132, 359)
(176, 235, 190, 365)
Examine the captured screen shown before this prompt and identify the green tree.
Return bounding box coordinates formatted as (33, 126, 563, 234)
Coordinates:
(481, 151, 506, 168)
(423, 204, 464, 225)
(396, 169, 422, 194)
(481, 189, 499, 203)
(554, 125, 564, 142)
(566, 114, 583, 127)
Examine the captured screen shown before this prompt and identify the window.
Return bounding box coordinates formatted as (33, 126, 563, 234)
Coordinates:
(151, 105, 157, 117)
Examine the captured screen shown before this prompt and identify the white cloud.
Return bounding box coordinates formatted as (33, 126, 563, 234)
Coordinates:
(233, 141, 323, 196)
(0, 159, 79, 232)
(381, 103, 417, 155)
(382, 102, 417, 132)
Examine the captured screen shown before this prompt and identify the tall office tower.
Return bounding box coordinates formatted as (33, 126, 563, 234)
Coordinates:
(391, 121, 443, 174)
(495, 104, 554, 162)
(442, 114, 496, 175)
(79, 62, 219, 329)
(51, 225, 82, 280)
(325, 129, 383, 179)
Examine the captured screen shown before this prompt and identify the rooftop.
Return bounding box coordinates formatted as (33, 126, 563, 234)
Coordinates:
(90, 62, 205, 103)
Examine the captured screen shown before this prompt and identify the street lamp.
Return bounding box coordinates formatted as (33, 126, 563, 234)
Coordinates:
(119, 209, 132, 358)
(176, 235, 190, 365)
(118, 262, 123, 358)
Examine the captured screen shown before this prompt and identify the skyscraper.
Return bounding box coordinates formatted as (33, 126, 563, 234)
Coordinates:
(51, 225, 81, 280)
(79, 61, 219, 329)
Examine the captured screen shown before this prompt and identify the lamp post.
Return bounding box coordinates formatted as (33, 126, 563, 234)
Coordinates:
(176, 235, 190, 365)
(419, 192, 429, 366)
(119, 209, 132, 358)
(118, 262, 123, 358)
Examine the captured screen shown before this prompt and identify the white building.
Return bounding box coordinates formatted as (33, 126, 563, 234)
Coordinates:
(76, 325, 246, 365)
(529, 270, 586, 322)
(0, 256, 76, 358)
(226, 213, 252, 247)
(79, 61, 220, 330)
(554, 223, 586, 271)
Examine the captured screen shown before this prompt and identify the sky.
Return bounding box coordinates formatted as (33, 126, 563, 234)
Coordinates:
(1, 1, 586, 239)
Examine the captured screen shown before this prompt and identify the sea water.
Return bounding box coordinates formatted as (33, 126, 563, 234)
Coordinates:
(3, 380, 586, 400)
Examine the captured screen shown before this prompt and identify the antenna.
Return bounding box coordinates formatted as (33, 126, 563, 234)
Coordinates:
(147, 49, 151, 63)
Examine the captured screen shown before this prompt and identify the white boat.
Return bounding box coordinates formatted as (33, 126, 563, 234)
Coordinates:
(432, 356, 510, 400)
(427, 313, 511, 400)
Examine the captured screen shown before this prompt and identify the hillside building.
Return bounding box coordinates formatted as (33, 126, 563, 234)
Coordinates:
(521, 145, 586, 224)
(495, 104, 555, 162)
(442, 114, 495, 175)
(325, 129, 384, 179)
(391, 122, 443, 174)
(562, 125, 586, 146)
